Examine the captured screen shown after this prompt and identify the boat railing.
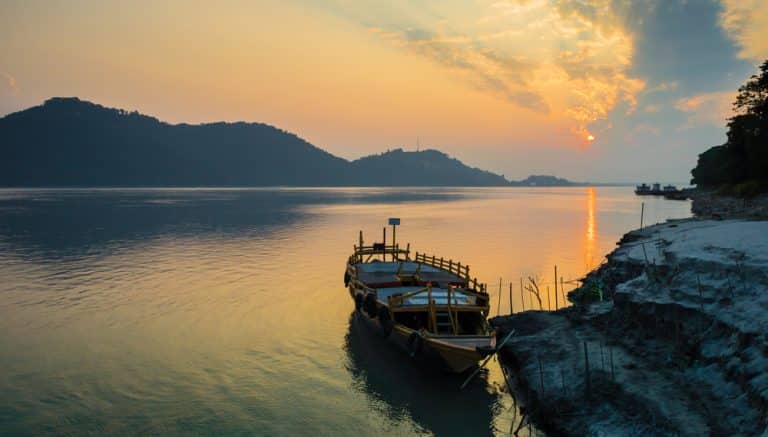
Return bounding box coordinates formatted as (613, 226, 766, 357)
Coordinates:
(352, 243, 410, 263)
(414, 252, 470, 278)
(348, 244, 487, 294)
(413, 252, 487, 292)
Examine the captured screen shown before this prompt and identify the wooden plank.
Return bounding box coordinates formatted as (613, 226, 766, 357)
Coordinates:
(390, 305, 489, 313)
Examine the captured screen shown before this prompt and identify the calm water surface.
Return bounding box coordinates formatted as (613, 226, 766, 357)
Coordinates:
(0, 187, 691, 435)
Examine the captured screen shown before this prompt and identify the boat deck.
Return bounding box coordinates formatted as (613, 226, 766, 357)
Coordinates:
(353, 261, 466, 288)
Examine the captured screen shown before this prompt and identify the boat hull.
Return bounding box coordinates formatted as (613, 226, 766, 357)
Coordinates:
(353, 308, 492, 373)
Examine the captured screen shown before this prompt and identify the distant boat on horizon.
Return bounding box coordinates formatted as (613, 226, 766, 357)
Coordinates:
(635, 183, 652, 195)
(635, 182, 686, 199)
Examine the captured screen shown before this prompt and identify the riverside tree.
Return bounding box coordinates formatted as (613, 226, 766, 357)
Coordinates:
(691, 60, 768, 194)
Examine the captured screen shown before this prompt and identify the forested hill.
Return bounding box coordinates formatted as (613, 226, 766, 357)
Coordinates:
(0, 98, 514, 187)
(0, 97, 353, 186)
(350, 148, 509, 186)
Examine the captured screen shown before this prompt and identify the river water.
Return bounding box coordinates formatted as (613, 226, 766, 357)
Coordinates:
(0, 187, 691, 435)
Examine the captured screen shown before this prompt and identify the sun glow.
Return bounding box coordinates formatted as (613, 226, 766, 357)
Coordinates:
(587, 134, 595, 142)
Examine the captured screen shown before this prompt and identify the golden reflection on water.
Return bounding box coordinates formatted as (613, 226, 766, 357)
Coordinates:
(0, 187, 691, 435)
(585, 186, 597, 271)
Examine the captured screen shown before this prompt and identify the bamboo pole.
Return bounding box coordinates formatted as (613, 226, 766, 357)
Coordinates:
(640, 202, 645, 229)
(561, 276, 566, 306)
(520, 277, 525, 311)
(447, 285, 452, 331)
(382, 227, 386, 261)
(509, 282, 514, 314)
(392, 223, 396, 260)
(497, 277, 502, 315)
(547, 285, 551, 311)
(427, 283, 434, 333)
(554, 265, 558, 310)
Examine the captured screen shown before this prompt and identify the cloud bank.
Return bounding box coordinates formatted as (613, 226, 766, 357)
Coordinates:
(720, 0, 768, 61)
(323, 0, 646, 140)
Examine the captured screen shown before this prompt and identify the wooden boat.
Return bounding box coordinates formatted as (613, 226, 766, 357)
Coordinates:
(344, 228, 495, 373)
(635, 183, 651, 195)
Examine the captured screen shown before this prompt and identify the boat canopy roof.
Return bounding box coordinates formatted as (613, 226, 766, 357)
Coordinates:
(375, 286, 476, 306)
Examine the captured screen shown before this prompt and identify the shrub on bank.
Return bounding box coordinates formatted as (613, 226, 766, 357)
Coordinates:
(715, 180, 764, 198)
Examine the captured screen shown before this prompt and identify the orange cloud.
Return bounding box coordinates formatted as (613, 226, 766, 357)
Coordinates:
(720, 0, 768, 61)
(362, 0, 645, 145)
(675, 91, 736, 128)
(370, 27, 548, 112)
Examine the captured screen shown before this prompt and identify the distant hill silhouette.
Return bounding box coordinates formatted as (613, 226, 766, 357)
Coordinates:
(0, 98, 352, 186)
(0, 98, 579, 187)
(350, 148, 508, 186)
(514, 175, 575, 186)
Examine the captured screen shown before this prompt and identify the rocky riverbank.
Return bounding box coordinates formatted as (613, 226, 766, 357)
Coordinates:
(492, 216, 768, 435)
(690, 190, 768, 219)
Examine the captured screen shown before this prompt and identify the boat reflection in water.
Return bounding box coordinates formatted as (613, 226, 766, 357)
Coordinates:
(344, 312, 500, 436)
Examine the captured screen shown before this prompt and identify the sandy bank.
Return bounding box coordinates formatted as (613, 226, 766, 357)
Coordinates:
(493, 218, 768, 435)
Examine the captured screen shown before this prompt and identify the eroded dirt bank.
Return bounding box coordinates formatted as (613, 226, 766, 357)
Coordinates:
(492, 218, 768, 435)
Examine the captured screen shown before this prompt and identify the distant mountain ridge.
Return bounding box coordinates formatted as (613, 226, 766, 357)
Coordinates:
(1, 98, 577, 187)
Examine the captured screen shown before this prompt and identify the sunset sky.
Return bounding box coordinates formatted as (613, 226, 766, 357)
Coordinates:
(2, 0, 767, 182)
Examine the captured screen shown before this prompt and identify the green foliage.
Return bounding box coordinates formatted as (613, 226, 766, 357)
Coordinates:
(733, 180, 763, 198)
(718, 181, 764, 198)
(691, 60, 768, 192)
(569, 279, 604, 303)
(691, 145, 745, 187)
